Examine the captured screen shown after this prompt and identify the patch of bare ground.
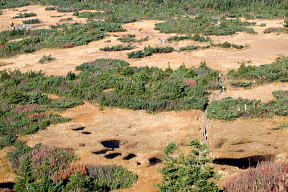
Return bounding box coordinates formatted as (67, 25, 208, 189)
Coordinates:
(0, 147, 16, 184)
(19, 102, 203, 191)
(0, 5, 86, 32)
(0, 19, 287, 76)
(220, 82, 288, 102)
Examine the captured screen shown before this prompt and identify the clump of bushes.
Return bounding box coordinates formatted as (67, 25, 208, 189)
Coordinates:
(179, 45, 210, 51)
(0, 21, 125, 57)
(207, 89, 288, 120)
(155, 16, 256, 35)
(8, 143, 137, 191)
(157, 139, 220, 192)
(211, 41, 245, 49)
(230, 81, 252, 88)
(167, 34, 211, 42)
(39, 55, 56, 64)
(22, 18, 40, 24)
(45, 7, 56, 11)
(57, 7, 78, 13)
(13, 12, 36, 18)
(100, 45, 135, 51)
(117, 34, 149, 43)
(224, 161, 288, 192)
(73, 11, 105, 20)
(127, 46, 174, 58)
(227, 57, 288, 83)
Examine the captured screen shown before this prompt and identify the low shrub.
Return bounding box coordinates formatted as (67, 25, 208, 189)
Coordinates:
(179, 45, 210, 51)
(211, 41, 244, 49)
(56, 7, 78, 13)
(22, 19, 40, 24)
(264, 27, 288, 34)
(39, 55, 55, 64)
(100, 45, 135, 51)
(9, 143, 137, 191)
(45, 7, 56, 11)
(127, 46, 174, 58)
(155, 16, 256, 35)
(224, 161, 288, 192)
(207, 89, 288, 120)
(117, 34, 149, 43)
(230, 81, 252, 88)
(13, 12, 37, 18)
(227, 57, 288, 83)
(157, 139, 220, 192)
(167, 34, 211, 42)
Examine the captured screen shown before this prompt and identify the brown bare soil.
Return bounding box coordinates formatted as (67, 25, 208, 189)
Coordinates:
(0, 5, 287, 191)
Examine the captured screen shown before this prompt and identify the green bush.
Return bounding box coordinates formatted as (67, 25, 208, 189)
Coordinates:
(155, 16, 256, 35)
(128, 46, 174, 58)
(13, 12, 37, 18)
(157, 139, 220, 192)
(230, 81, 252, 88)
(207, 90, 288, 120)
(117, 34, 149, 43)
(167, 34, 211, 42)
(45, 7, 56, 10)
(57, 7, 78, 13)
(227, 57, 288, 83)
(211, 41, 244, 49)
(1, 21, 125, 57)
(100, 45, 135, 51)
(39, 55, 55, 63)
(22, 18, 41, 24)
(179, 45, 210, 51)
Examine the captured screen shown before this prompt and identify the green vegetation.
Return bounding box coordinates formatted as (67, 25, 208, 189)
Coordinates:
(155, 17, 256, 35)
(128, 46, 174, 58)
(39, 54, 55, 63)
(117, 34, 149, 43)
(22, 18, 41, 24)
(0, 21, 125, 57)
(157, 139, 220, 192)
(179, 45, 210, 52)
(272, 123, 288, 130)
(264, 27, 288, 34)
(13, 12, 37, 18)
(230, 81, 252, 88)
(227, 57, 288, 83)
(207, 90, 288, 120)
(45, 6, 56, 10)
(100, 44, 135, 51)
(167, 34, 211, 42)
(8, 143, 137, 191)
(56, 7, 78, 13)
(211, 41, 245, 49)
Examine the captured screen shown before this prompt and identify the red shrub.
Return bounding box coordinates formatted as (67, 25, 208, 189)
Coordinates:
(224, 161, 288, 192)
(61, 42, 75, 48)
(183, 79, 197, 87)
(53, 164, 88, 182)
(27, 112, 50, 119)
(13, 104, 40, 113)
(0, 44, 8, 49)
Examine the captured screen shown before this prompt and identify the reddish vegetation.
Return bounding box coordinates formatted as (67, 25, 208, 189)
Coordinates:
(61, 42, 75, 49)
(183, 79, 197, 87)
(53, 164, 88, 182)
(224, 161, 288, 192)
(13, 104, 40, 113)
(257, 76, 268, 81)
(27, 112, 50, 119)
(0, 45, 7, 49)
